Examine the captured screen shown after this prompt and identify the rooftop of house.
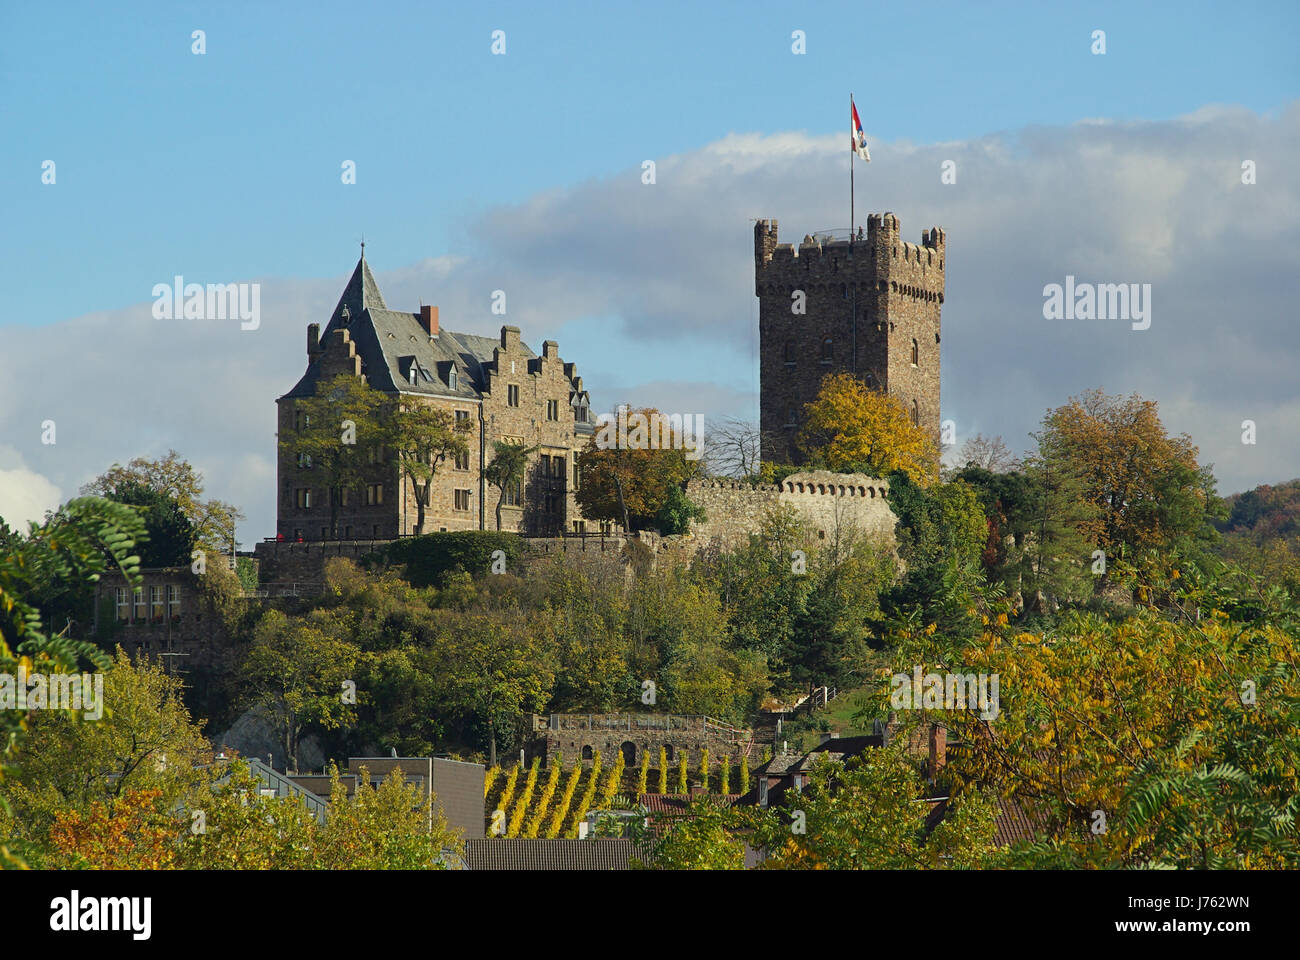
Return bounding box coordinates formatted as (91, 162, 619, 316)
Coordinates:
(283, 253, 594, 430)
(462, 838, 634, 871)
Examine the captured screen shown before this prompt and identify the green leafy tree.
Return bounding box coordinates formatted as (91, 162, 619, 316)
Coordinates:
(388, 401, 473, 535)
(655, 483, 706, 536)
(0, 497, 145, 868)
(751, 751, 998, 869)
(483, 441, 537, 531)
(104, 480, 196, 568)
(277, 373, 385, 538)
(641, 801, 746, 870)
(81, 450, 244, 553)
(2, 650, 212, 867)
(242, 609, 361, 767)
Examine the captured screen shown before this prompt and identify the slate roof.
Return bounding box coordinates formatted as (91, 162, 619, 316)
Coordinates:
(283, 254, 593, 430)
(463, 838, 633, 871)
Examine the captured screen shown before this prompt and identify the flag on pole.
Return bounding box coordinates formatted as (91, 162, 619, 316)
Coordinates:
(851, 98, 871, 162)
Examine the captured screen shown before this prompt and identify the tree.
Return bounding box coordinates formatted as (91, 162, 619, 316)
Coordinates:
(1019, 453, 1098, 605)
(314, 765, 459, 869)
(706, 417, 764, 479)
(798, 372, 939, 485)
(1035, 389, 1222, 558)
(178, 760, 318, 869)
(103, 480, 196, 567)
(242, 609, 361, 768)
(48, 788, 180, 870)
(0, 497, 146, 868)
(425, 612, 556, 766)
(81, 450, 244, 553)
(899, 591, 1300, 868)
(957, 433, 1017, 472)
(655, 483, 706, 536)
(883, 475, 989, 639)
(388, 401, 473, 535)
(277, 373, 385, 538)
(483, 441, 537, 531)
(576, 407, 703, 532)
(641, 800, 747, 869)
(750, 751, 999, 869)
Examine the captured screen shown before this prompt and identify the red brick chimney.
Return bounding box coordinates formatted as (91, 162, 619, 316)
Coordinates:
(419, 304, 438, 338)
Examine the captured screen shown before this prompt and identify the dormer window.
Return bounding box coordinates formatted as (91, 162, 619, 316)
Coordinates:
(448, 368, 457, 390)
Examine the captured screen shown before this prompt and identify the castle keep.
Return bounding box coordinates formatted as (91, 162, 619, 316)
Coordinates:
(755, 214, 945, 463)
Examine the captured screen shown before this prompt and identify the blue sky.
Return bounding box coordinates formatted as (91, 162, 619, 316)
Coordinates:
(1, 2, 1297, 541)
(4, 0, 1297, 324)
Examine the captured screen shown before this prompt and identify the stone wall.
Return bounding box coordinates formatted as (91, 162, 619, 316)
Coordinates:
(534, 713, 762, 766)
(686, 470, 895, 553)
(253, 539, 385, 587)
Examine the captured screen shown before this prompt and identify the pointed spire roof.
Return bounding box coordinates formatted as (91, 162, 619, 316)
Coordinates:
(326, 251, 386, 331)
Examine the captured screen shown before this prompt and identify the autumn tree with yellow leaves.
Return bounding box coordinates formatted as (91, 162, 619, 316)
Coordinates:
(798, 372, 939, 485)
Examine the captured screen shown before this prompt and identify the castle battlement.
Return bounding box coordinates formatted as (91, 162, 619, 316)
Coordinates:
(685, 471, 895, 553)
(754, 211, 946, 462)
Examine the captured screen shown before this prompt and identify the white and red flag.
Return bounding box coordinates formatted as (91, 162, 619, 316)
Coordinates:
(851, 98, 871, 161)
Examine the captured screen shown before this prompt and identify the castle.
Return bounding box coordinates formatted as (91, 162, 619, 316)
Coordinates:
(270, 210, 944, 542)
(275, 253, 599, 539)
(755, 214, 945, 463)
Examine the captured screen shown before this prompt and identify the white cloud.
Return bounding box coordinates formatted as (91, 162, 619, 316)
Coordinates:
(0, 447, 63, 531)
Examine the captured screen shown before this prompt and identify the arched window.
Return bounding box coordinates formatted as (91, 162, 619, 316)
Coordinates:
(783, 340, 795, 364)
(821, 338, 833, 363)
(620, 741, 636, 766)
(582, 745, 593, 761)
(911, 339, 919, 365)
(663, 744, 674, 762)
(911, 400, 919, 426)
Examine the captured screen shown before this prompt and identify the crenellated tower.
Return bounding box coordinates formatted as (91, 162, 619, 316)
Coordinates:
(754, 214, 945, 463)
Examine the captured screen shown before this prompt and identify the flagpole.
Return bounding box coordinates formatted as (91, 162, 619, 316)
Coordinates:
(850, 93, 855, 249)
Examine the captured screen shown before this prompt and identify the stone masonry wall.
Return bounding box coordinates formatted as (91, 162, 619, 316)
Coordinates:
(536, 713, 762, 766)
(686, 470, 895, 553)
(755, 214, 944, 463)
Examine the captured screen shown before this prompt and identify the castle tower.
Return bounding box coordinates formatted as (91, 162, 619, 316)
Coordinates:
(755, 215, 945, 463)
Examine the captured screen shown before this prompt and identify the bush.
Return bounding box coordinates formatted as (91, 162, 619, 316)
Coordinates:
(656, 484, 706, 536)
(366, 531, 527, 587)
